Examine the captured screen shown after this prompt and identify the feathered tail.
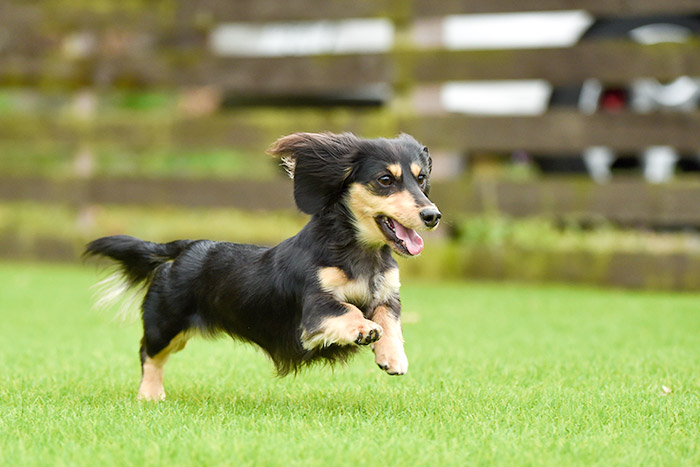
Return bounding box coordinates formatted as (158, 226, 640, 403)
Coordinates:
(84, 235, 192, 321)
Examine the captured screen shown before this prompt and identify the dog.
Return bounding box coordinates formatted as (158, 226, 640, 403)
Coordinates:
(85, 132, 441, 401)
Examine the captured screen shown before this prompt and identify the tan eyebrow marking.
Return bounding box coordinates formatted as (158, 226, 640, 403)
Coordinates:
(410, 163, 422, 178)
(387, 164, 402, 179)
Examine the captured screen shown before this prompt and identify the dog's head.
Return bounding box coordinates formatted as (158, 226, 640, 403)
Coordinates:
(269, 132, 440, 256)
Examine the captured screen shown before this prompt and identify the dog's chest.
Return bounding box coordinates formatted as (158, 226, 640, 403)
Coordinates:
(317, 266, 400, 309)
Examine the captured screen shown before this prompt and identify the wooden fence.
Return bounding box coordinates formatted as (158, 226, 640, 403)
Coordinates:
(2, 0, 700, 225)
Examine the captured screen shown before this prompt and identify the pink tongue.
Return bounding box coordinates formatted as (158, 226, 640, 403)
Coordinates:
(393, 221, 424, 255)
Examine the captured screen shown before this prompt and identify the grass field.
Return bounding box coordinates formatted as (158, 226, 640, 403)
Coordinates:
(1, 263, 700, 466)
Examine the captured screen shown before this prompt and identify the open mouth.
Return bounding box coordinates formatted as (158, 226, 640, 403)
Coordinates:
(375, 216, 424, 256)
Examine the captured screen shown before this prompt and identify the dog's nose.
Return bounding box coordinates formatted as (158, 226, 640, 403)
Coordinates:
(419, 208, 441, 228)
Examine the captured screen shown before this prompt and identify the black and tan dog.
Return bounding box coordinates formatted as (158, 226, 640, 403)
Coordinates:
(85, 132, 441, 401)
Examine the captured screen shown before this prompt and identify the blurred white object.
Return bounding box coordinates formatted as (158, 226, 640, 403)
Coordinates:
(441, 80, 552, 115)
(440, 11, 591, 116)
(578, 79, 603, 114)
(443, 11, 593, 50)
(631, 77, 700, 113)
(62, 31, 97, 58)
(583, 146, 615, 184)
(643, 146, 679, 183)
(211, 19, 393, 56)
(629, 23, 692, 44)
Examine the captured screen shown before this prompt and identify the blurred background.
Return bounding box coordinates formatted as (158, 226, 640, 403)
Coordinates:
(2, 0, 700, 289)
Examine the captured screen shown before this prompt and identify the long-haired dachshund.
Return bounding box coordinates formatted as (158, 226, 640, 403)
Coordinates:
(85, 132, 441, 401)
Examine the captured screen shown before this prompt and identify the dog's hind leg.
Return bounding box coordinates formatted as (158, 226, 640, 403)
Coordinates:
(137, 282, 192, 400)
(138, 331, 190, 401)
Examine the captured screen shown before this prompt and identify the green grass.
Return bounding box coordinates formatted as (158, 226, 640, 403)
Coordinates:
(1, 263, 700, 466)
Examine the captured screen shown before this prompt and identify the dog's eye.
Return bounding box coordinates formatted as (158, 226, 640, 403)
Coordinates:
(377, 175, 393, 187)
(417, 174, 426, 186)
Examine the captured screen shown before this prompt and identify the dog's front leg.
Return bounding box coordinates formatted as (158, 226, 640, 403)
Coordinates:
(370, 303, 408, 375)
(300, 294, 383, 350)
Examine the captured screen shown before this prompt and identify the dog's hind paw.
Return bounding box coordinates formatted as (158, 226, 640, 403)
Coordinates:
(137, 384, 166, 402)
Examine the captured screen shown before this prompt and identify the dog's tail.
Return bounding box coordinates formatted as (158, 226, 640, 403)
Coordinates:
(84, 235, 192, 321)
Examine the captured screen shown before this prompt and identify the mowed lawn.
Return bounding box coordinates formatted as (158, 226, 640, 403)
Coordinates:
(1, 263, 700, 466)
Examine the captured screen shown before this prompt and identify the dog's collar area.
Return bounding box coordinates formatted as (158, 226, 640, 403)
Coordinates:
(375, 215, 424, 256)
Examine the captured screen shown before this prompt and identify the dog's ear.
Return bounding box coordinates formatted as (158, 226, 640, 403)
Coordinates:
(268, 132, 359, 214)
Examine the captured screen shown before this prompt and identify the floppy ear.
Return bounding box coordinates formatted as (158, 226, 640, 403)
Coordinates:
(268, 132, 359, 214)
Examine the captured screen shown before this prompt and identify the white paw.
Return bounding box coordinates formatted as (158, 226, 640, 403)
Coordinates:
(374, 339, 408, 375)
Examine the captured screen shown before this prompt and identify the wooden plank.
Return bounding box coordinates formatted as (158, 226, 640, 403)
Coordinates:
(401, 111, 700, 153)
(175, 0, 398, 23)
(1, 1, 175, 31)
(411, 0, 700, 17)
(431, 178, 700, 227)
(4, 40, 700, 89)
(3, 0, 396, 29)
(195, 54, 391, 92)
(405, 41, 700, 86)
(3, 232, 700, 292)
(1, 110, 699, 153)
(3, 176, 700, 227)
(0, 109, 398, 151)
(1, 0, 397, 36)
(7, 0, 700, 31)
(0, 177, 296, 210)
(0, 53, 392, 91)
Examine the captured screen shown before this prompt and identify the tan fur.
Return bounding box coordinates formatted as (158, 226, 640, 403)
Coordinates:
(137, 332, 192, 401)
(301, 304, 383, 350)
(371, 305, 408, 375)
(346, 183, 423, 248)
(138, 358, 166, 401)
(410, 163, 422, 178)
(318, 267, 369, 303)
(376, 267, 400, 304)
(267, 133, 307, 179)
(280, 155, 296, 179)
(317, 266, 400, 305)
(318, 266, 348, 289)
(387, 163, 402, 179)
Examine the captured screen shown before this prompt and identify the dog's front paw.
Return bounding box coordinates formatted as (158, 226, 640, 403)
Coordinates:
(354, 320, 383, 345)
(373, 338, 408, 375)
(301, 313, 384, 349)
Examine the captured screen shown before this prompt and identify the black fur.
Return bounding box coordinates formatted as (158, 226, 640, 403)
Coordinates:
(85, 132, 439, 381)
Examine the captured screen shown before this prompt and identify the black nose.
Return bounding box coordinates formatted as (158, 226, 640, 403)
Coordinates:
(420, 208, 441, 228)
